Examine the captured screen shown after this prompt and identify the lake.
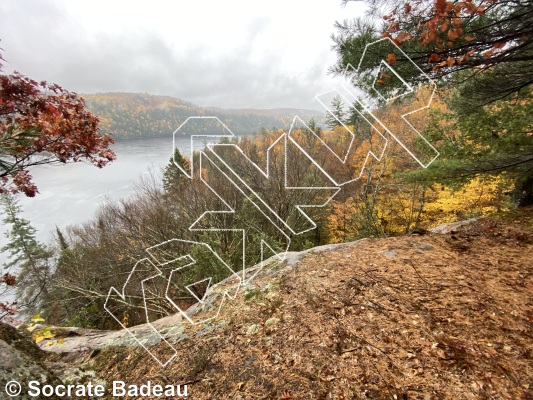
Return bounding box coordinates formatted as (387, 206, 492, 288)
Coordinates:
(0, 135, 227, 265)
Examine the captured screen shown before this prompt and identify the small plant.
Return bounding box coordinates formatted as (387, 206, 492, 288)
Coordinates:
(265, 297, 284, 315)
(244, 288, 263, 301)
(26, 314, 64, 347)
(190, 349, 211, 376)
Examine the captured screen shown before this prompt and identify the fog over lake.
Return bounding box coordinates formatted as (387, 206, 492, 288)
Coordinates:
(0, 135, 216, 265)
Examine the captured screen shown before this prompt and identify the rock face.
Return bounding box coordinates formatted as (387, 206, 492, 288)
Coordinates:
(3, 215, 531, 399)
(429, 217, 483, 234)
(30, 312, 185, 354)
(0, 322, 64, 400)
(36, 243, 367, 356)
(80, 214, 533, 399)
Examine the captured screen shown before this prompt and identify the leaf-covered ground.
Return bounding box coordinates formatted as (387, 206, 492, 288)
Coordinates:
(47, 210, 533, 399)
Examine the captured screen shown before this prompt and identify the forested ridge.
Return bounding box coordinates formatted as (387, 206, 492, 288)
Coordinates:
(83, 92, 324, 138)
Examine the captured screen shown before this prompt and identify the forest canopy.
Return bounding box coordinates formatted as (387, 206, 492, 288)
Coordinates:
(331, 0, 533, 204)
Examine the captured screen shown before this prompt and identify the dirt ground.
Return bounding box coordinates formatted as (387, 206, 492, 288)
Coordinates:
(51, 209, 533, 399)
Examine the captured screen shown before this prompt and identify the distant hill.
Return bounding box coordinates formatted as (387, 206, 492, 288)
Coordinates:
(83, 92, 325, 139)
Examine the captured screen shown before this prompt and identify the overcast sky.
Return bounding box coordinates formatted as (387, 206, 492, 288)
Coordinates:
(0, 0, 366, 109)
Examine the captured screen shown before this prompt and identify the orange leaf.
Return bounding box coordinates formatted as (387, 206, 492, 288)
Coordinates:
(427, 31, 437, 43)
(426, 16, 438, 30)
(417, 339, 432, 347)
(464, 35, 474, 41)
(465, 2, 478, 13)
(448, 28, 459, 40)
(387, 53, 397, 65)
(436, 0, 447, 13)
(440, 20, 449, 32)
(395, 32, 413, 44)
(376, 79, 386, 86)
(428, 53, 440, 62)
(388, 21, 400, 32)
(278, 391, 292, 400)
(446, 56, 455, 66)
(405, 3, 412, 13)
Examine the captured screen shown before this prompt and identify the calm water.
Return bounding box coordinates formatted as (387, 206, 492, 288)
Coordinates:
(0, 135, 215, 264)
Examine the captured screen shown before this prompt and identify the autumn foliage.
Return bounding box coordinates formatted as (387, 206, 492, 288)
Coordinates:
(378, 0, 522, 72)
(0, 49, 115, 196)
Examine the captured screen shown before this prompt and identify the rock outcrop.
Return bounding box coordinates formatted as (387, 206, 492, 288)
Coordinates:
(0, 322, 64, 399)
(3, 214, 532, 399)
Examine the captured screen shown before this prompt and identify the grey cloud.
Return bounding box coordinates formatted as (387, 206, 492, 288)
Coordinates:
(0, 1, 332, 109)
(53, 31, 329, 109)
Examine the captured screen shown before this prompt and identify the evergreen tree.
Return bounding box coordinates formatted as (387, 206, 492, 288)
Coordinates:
(162, 148, 191, 192)
(325, 95, 347, 129)
(347, 101, 371, 138)
(307, 117, 322, 137)
(55, 226, 69, 251)
(0, 193, 53, 313)
(331, 0, 533, 108)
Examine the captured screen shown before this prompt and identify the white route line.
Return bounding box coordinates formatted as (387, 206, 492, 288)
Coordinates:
(350, 37, 440, 168)
(104, 258, 179, 367)
(105, 37, 440, 367)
